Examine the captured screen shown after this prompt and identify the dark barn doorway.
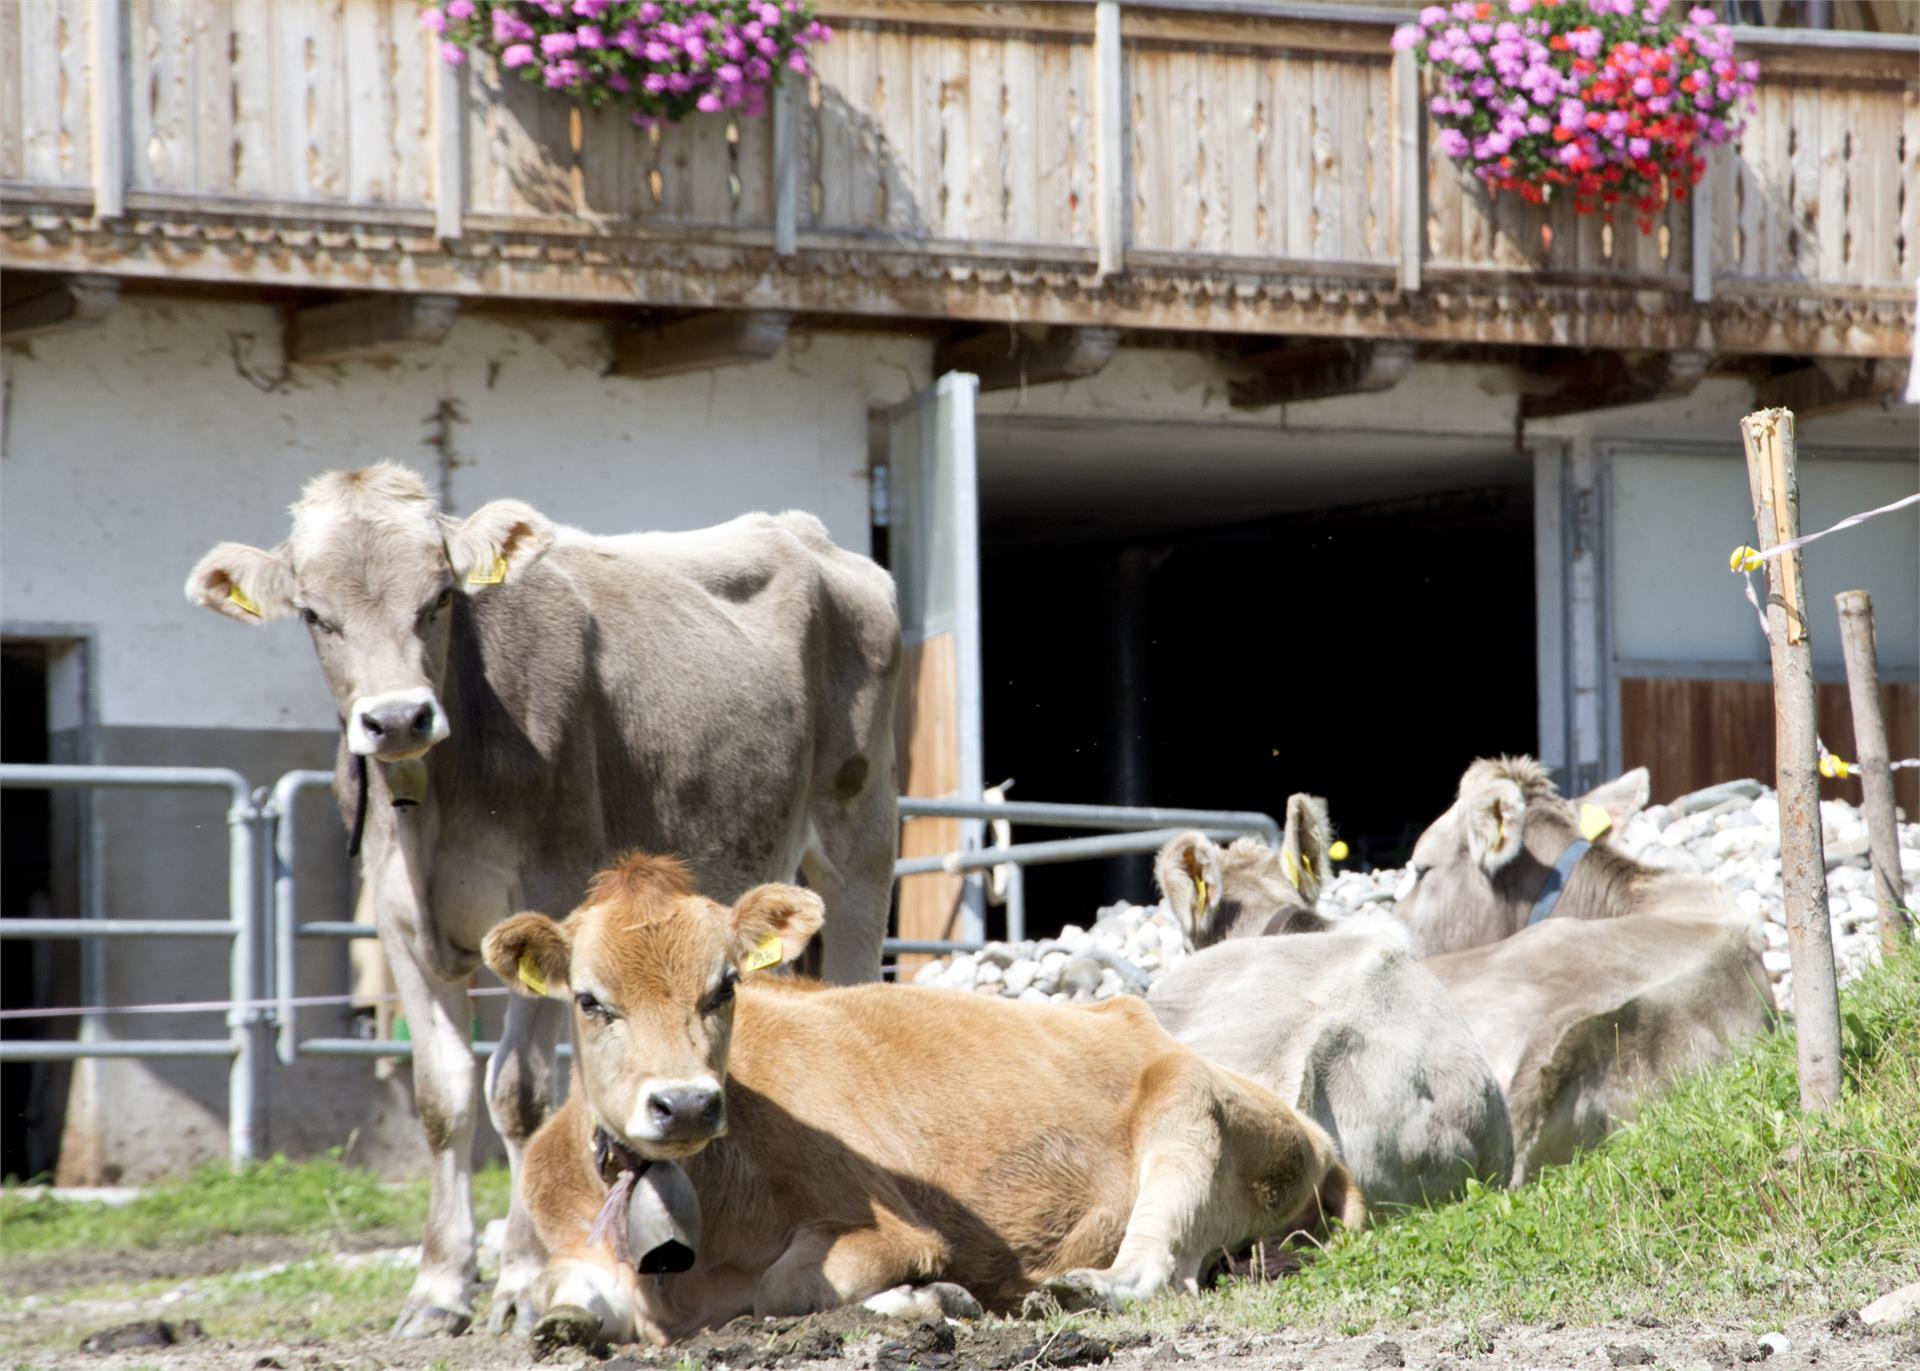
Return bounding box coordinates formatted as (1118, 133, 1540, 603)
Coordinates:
(976, 421, 1539, 938)
(2, 638, 88, 1180)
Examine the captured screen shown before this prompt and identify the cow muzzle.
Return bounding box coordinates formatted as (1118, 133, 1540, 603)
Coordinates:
(347, 688, 450, 760)
(626, 1079, 726, 1153)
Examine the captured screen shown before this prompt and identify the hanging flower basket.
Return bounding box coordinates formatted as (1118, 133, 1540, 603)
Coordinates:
(424, 1, 831, 128)
(1392, 0, 1757, 232)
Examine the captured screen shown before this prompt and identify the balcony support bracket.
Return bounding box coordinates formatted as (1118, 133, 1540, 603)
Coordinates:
(608, 310, 794, 381)
(936, 325, 1123, 394)
(1229, 339, 1415, 410)
(1755, 358, 1910, 419)
(291, 294, 460, 365)
(2, 274, 120, 341)
(1520, 348, 1710, 421)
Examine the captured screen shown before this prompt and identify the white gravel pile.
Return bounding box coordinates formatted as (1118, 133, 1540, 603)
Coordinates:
(913, 779, 1918, 1010)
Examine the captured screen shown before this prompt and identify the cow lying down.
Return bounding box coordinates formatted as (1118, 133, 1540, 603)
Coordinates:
(484, 854, 1363, 1345)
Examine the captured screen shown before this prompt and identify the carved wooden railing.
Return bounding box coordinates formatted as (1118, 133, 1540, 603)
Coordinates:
(2, 1, 1912, 355)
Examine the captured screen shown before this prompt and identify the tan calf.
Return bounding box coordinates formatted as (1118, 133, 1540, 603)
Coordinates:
(485, 854, 1362, 1345)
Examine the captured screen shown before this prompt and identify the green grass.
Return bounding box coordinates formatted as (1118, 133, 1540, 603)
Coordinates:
(1186, 943, 1920, 1331)
(0, 1153, 511, 1260)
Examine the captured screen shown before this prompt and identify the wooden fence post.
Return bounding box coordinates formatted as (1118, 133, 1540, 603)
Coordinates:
(1834, 589, 1913, 956)
(1739, 407, 1842, 1111)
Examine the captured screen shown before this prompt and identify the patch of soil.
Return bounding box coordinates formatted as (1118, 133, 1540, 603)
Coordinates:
(1, 1228, 419, 1297)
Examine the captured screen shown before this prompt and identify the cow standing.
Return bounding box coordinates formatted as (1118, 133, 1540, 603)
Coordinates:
(186, 464, 900, 1336)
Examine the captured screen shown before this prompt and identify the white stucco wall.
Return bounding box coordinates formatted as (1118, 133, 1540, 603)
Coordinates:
(0, 300, 930, 731)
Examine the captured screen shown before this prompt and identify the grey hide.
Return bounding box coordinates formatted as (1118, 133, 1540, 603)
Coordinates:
(1425, 913, 1777, 1184)
(1148, 922, 1514, 1208)
(1156, 794, 1336, 947)
(186, 463, 900, 1339)
(1393, 756, 1664, 957)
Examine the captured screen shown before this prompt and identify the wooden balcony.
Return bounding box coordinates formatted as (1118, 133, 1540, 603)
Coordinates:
(2, 1, 1913, 359)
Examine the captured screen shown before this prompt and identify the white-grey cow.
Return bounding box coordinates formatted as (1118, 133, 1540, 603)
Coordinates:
(187, 464, 900, 1337)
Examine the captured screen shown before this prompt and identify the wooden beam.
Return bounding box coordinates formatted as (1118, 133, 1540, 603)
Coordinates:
(1690, 167, 1712, 304)
(1, 275, 120, 339)
(773, 80, 798, 257)
(1229, 339, 1414, 409)
(1093, 1, 1125, 278)
(290, 294, 459, 364)
(434, 44, 465, 242)
(935, 325, 1122, 392)
(91, 0, 125, 221)
(608, 310, 793, 380)
(1520, 349, 1709, 420)
(1393, 48, 1423, 294)
(1756, 358, 1911, 418)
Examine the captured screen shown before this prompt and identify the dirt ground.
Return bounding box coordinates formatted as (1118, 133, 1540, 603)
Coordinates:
(5, 1231, 1916, 1371)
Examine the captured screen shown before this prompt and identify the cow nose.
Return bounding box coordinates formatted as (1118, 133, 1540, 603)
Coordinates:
(359, 702, 435, 746)
(646, 1086, 724, 1136)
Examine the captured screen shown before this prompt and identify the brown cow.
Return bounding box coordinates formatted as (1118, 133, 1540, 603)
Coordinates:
(1156, 795, 1335, 947)
(1393, 757, 1666, 956)
(484, 854, 1363, 1344)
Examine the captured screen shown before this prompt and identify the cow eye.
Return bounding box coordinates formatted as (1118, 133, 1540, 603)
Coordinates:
(702, 969, 739, 1015)
(301, 607, 337, 635)
(575, 990, 615, 1021)
(433, 587, 453, 612)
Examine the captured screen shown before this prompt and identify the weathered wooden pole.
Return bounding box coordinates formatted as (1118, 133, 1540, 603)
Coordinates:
(1834, 589, 1914, 956)
(1739, 407, 1843, 1110)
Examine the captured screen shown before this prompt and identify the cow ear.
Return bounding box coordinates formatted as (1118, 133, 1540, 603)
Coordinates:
(1464, 778, 1527, 875)
(1281, 793, 1331, 903)
(484, 912, 572, 999)
(444, 500, 555, 592)
(729, 884, 824, 973)
(185, 542, 296, 624)
(1155, 831, 1223, 939)
(1575, 766, 1649, 835)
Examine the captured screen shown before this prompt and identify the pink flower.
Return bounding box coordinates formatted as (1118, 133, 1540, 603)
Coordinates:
(419, 7, 446, 35)
(1437, 127, 1470, 157)
(576, 25, 602, 48)
(696, 90, 723, 113)
(572, 0, 610, 16)
(787, 51, 809, 74)
(759, 3, 780, 24)
(642, 72, 668, 93)
(606, 72, 630, 92)
(717, 63, 744, 85)
(502, 43, 535, 69)
(446, 0, 473, 17)
(441, 41, 466, 66)
(1419, 5, 1447, 23)
(1628, 136, 1651, 158)
(540, 32, 577, 58)
(1392, 24, 1422, 51)
(544, 59, 583, 88)
(639, 4, 661, 22)
(644, 40, 673, 62)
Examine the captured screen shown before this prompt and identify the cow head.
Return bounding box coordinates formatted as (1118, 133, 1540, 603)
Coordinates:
(483, 854, 823, 1160)
(184, 463, 554, 762)
(1393, 757, 1649, 956)
(1156, 793, 1335, 948)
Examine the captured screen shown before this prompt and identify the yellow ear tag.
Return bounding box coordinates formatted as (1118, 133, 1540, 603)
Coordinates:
(1818, 754, 1851, 780)
(1729, 545, 1765, 573)
(1192, 875, 1210, 915)
(1577, 803, 1613, 841)
(1494, 815, 1506, 850)
(1282, 850, 1301, 889)
(517, 952, 547, 996)
(741, 932, 784, 974)
(228, 585, 263, 618)
(1328, 840, 1350, 863)
(468, 555, 508, 587)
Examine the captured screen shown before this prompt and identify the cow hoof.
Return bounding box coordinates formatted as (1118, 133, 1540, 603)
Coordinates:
(486, 1291, 535, 1337)
(530, 1306, 605, 1357)
(1031, 1271, 1121, 1316)
(390, 1304, 472, 1339)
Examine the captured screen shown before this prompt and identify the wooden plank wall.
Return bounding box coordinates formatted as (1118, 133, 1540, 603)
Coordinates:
(0, 0, 95, 188)
(1127, 44, 1395, 265)
(894, 635, 966, 968)
(1621, 677, 1920, 816)
(3, 1, 1913, 293)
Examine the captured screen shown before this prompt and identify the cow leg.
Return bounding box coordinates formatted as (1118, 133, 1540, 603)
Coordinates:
(801, 775, 896, 985)
(483, 989, 566, 1334)
(381, 921, 481, 1338)
(1037, 1057, 1244, 1312)
(754, 1213, 947, 1317)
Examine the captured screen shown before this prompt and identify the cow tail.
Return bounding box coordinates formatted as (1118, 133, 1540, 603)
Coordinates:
(1318, 1159, 1366, 1234)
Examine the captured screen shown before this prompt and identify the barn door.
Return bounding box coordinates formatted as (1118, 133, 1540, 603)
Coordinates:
(885, 372, 986, 951)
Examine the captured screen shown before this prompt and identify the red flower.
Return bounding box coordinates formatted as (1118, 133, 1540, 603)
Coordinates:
(1553, 125, 1575, 142)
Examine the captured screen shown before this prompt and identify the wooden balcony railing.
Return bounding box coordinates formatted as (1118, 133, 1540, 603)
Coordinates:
(2, 1, 1912, 357)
